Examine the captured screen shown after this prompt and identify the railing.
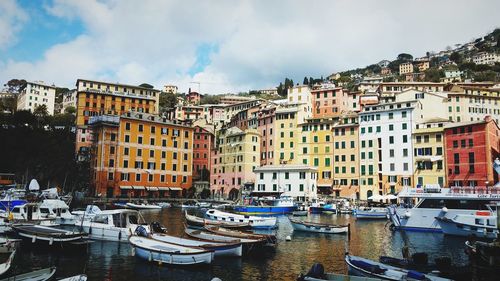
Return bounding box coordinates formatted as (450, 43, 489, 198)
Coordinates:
(450, 186, 500, 194)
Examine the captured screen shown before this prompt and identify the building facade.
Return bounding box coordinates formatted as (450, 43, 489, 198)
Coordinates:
(89, 112, 194, 198)
(193, 125, 214, 181)
(253, 165, 318, 202)
(399, 62, 414, 74)
(311, 86, 348, 118)
(16, 81, 56, 115)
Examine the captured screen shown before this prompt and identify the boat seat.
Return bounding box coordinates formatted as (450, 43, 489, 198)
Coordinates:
(350, 259, 387, 274)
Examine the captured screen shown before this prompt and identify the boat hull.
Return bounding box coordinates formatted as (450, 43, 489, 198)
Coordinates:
(233, 206, 296, 215)
(151, 233, 242, 257)
(80, 224, 141, 242)
(354, 209, 388, 220)
(290, 221, 348, 234)
(436, 217, 498, 239)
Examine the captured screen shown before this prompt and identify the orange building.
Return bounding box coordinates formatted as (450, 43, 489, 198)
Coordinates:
(311, 86, 348, 118)
(75, 79, 160, 159)
(90, 112, 194, 198)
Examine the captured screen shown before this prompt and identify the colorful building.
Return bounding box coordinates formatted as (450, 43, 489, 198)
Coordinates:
(210, 127, 261, 199)
(89, 112, 194, 198)
(193, 125, 215, 181)
(75, 79, 160, 156)
(311, 85, 348, 118)
(413, 119, 449, 188)
(258, 106, 276, 166)
(444, 116, 500, 188)
(332, 114, 360, 198)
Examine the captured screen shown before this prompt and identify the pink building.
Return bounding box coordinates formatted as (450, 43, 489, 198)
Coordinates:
(311, 86, 348, 118)
(193, 126, 215, 181)
(258, 107, 276, 166)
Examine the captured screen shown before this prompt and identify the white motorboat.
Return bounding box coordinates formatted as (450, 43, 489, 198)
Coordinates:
(0, 250, 15, 276)
(129, 232, 214, 265)
(181, 200, 211, 209)
(185, 211, 250, 229)
(0, 266, 56, 281)
(204, 209, 277, 229)
(0, 237, 21, 253)
(151, 232, 242, 257)
(353, 207, 388, 219)
(71, 205, 101, 222)
(388, 185, 500, 232)
(0, 199, 74, 225)
(435, 208, 498, 239)
(289, 217, 348, 234)
(77, 209, 150, 242)
(125, 202, 161, 210)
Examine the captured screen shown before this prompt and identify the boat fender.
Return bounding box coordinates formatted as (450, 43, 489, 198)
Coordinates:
(404, 211, 411, 218)
(285, 235, 291, 241)
(32, 236, 36, 243)
(407, 270, 426, 280)
(49, 237, 54, 245)
(441, 207, 448, 213)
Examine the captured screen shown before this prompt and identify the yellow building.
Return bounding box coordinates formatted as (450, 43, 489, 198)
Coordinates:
(399, 62, 414, 74)
(273, 106, 302, 165)
(332, 114, 360, 198)
(210, 127, 261, 200)
(413, 119, 449, 188)
(75, 79, 160, 157)
(90, 112, 193, 198)
(298, 118, 335, 193)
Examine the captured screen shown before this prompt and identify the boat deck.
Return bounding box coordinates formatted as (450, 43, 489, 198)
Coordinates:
(14, 225, 72, 235)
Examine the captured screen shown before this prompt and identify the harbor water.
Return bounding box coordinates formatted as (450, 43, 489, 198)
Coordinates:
(6, 208, 476, 280)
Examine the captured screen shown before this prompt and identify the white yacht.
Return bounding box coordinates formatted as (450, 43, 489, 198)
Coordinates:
(77, 209, 150, 242)
(0, 199, 74, 225)
(388, 185, 500, 232)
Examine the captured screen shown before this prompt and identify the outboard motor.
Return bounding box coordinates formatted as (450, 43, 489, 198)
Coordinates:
(135, 226, 149, 237)
(150, 221, 167, 234)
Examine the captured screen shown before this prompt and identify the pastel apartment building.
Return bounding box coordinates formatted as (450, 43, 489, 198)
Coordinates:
(75, 79, 160, 156)
(89, 112, 194, 198)
(16, 81, 56, 115)
(472, 52, 500, 65)
(399, 62, 414, 74)
(311, 85, 348, 118)
(193, 125, 215, 181)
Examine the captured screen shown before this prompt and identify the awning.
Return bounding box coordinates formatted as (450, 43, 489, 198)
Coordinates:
(158, 187, 170, 191)
(133, 186, 145, 190)
(145, 187, 159, 191)
(169, 187, 182, 191)
(120, 186, 133, 190)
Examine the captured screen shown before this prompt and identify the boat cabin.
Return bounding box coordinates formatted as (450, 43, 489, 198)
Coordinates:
(90, 210, 142, 228)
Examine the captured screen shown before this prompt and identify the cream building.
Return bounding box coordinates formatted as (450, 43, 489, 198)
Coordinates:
(472, 52, 500, 65)
(446, 86, 500, 124)
(399, 62, 414, 74)
(16, 81, 56, 115)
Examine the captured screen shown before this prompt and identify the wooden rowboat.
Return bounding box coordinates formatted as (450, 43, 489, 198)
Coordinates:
(0, 266, 56, 281)
(289, 217, 348, 234)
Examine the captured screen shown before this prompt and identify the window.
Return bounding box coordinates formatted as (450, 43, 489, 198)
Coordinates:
(403, 135, 408, 143)
(389, 136, 394, 144)
(314, 158, 319, 166)
(389, 149, 394, 157)
(325, 158, 331, 167)
(402, 111, 407, 118)
(299, 184, 304, 191)
(125, 135, 130, 143)
(388, 113, 393, 119)
(138, 124, 143, 132)
(403, 148, 408, 157)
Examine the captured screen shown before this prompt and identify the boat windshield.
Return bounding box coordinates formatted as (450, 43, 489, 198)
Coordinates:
(416, 199, 494, 210)
(129, 214, 139, 224)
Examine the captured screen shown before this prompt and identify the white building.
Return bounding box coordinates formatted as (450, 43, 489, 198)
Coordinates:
(253, 165, 318, 202)
(472, 52, 500, 65)
(16, 81, 56, 115)
(61, 89, 77, 113)
(164, 84, 178, 94)
(359, 76, 384, 93)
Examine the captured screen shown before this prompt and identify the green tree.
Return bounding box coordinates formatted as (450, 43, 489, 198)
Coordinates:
(303, 77, 309, 85)
(449, 52, 462, 64)
(424, 68, 444, 82)
(64, 106, 76, 115)
(138, 83, 154, 89)
(0, 96, 17, 113)
(397, 53, 413, 62)
(4, 79, 26, 93)
(200, 95, 220, 105)
(159, 92, 178, 109)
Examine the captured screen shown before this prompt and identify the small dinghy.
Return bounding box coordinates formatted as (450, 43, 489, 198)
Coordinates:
(185, 227, 271, 253)
(58, 274, 87, 281)
(289, 217, 348, 234)
(345, 254, 452, 281)
(125, 202, 161, 210)
(204, 209, 277, 229)
(11, 224, 88, 246)
(353, 207, 388, 220)
(0, 266, 56, 281)
(185, 211, 250, 229)
(151, 232, 242, 257)
(129, 227, 214, 265)
(204, 225, 277, 244)
(292, 210, 308, 217)
(298, 262, 383, 281)
(0, 250, 15, 276)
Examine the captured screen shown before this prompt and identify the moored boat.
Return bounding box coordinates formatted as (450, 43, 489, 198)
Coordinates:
(353, 207, 388, 219)
(233, 196, 296, 215)
(125, 202, 161, 210)
(185, 211, 250, 229)
(204, 209, 277, 229)
(11, 224, 88, 247)
(77, 209, 150, 242)
(0, 237, 20, 254)
(345, 254, 452, 281)
(322, 204, 336, 214)
(435, 209, 498, 239)
(298, 263, 384, 281)
(58, 274, 87, 281)
(0, 250, 15, 276)
(150, 232, 242, 257)
(292, 210, 308, 217)
(289, 217, 348, 234)
(185, 227, 271, 253)
(0, 266, 56, 281)
(129, 231, 214, 265)
(204, 225, 277, 245)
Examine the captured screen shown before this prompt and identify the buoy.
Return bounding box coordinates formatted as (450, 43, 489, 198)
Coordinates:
(211, 278, 222, 281)
(285, 235, 292, 241)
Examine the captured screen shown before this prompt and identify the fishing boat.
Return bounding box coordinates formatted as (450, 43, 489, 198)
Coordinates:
(204, 209, 277, 229)
(345, 254, 451, 281)
(150, 232, 242, 257)
(309, 201, 326, 214)
(185, 211, 250, 229)
(0, 237, 20, 253)
(204, 225, 277, 246)
(298, 263, 383, 281)
(185, 227, 270, 253)
(11, 224, 88, 246)
(78, 209, 150, 242)
(129, 229, 214, 265)
(0, 250, 15, 276)
(58, 275, 87, 281)
(289, 217, 348, 234)
(125, 202, 161, 210)
(0, 266, 56, 281)
(435, 208, 498, 239)
(388, 185, 500, 232)
(353, 207, 388, 219)
(233, 196, 296, 215)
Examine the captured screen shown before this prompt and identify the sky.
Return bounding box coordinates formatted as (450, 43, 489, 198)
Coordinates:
(0, 0, 499, 94)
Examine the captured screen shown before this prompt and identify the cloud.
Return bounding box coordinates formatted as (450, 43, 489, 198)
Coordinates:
(0, 0, 28, 49)
(1, 0, 500, 93)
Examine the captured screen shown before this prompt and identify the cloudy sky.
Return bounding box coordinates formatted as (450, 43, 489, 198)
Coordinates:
(1, 0, 499, 94)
